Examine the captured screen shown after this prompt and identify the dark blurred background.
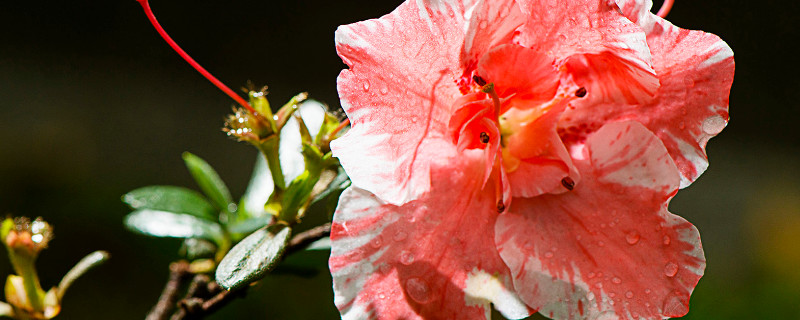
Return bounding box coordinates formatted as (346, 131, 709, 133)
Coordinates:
(0, 0, 797, 319)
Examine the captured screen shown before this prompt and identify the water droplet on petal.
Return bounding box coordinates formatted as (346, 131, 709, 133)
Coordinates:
(588, 272, 596, 278)
(544, 251, 554, 258)
(393, 231, 408, 241)
(400, 251, 415, 265)
(405, 277, 432, 303)
(609, 292, 616, 298)
(663, 235, 671, 245)
(612, 277, 622, 284)
(363, 81, 370, 91)
(370, 235, 383, 248)
(594, 282, 603, 289)
(597, 241, 605, 247)
(664, 262, 679, 277)
(586, 291, 596, 301)
(626, 231, 640, 245)
(625, 291, 634, 299)
(379, 86, 389, 94)
(479, 21, 488, 29)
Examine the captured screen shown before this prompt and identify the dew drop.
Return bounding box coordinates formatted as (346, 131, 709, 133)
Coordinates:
(586, 292, 595, 301)
(411, 116, 418, 123)
(663, 235, 671, 246)
(597, 241, 605, 247)
(405, 277, 432, 303)
(479, 21, 488, 29)
(664, 262, 679, 277)
(612, 277, 622, 284)
(625, 231, 640, 245)
(594, 282, 603, 289)
(588, 271, 596, 278)
(544, 251, 554, 258)
(393, 231, 408, 241)
(645, 289, 651, 294)
(370, 235, 383, 248)
(625, 291, 634, 299)
(678, 121, 686, 130)
(379, 86, 389, 95)
(576, 235, 582, 241)
(609, 292, 616, 298)
(362, 81, 371, 91)
(600, 223, 607, 228)
(400, 251, 415, 265)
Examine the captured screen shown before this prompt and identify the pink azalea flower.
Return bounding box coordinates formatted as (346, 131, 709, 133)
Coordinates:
(329, 0, 734, 319)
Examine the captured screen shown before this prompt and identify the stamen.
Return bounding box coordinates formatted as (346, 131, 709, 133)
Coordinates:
(656, 0, 674, 18)
(472, 75, 487, 86)
(574, 87, 587, 98)
(561, 177, 575, 191)
(135, 0, 255, 113)
(479, 132, 490, 143)
(496, 201, 506, 213)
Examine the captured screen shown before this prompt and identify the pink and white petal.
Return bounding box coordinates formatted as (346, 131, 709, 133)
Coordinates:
(560, 17, 734, 187)
(614, 0, 657, 32)
(332, 0, 471, 205)
(462, 0, 527, 71)
(514, 0, 659, 105)
(496, 122, 705, 319)
(330, 153, 530, 320)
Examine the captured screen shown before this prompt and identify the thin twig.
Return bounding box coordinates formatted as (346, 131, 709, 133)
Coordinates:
(285, 222, 332, 256)
(168, 223, 333, 319)
(147, 261, 191, 320)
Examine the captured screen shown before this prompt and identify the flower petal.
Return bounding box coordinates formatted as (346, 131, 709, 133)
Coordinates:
(330, 152, 530, 320)
(515, 0, 659, 105)
(496, 121, 705, 319)
(560, 17, 734, 187)
(332, 0, 471, 205)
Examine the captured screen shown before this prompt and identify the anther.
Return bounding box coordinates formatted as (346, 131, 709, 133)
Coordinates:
(561, 177, 575, 191)
(479, 132, 490, 143)
(472, 75, 487, 87)
(574, 87, 587, 98)
(496, 201, 506, 213)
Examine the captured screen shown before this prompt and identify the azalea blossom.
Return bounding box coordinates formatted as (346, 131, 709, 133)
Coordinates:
(329, 0, 734, 319)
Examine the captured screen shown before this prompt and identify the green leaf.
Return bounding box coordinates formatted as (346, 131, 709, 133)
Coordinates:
(304, 237, 331, 251)
(310, 168, 351, 219)
(238, 153, 274, 219)
(182, 152, 234, 212)
(227, 216, 272, 238)
(215, 224, 291, 290)
(122, 186, 216, 220)
(124, 210, 224, 244)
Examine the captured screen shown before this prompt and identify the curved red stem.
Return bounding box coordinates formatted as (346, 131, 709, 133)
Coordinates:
(656, 0, 674, 18)
(136, 0, 254, 113)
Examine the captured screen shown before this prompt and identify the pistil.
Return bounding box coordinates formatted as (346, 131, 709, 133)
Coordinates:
(136, 0, 255, 113)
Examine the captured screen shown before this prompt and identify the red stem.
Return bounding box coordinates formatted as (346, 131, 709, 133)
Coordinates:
(136, 0, 255, 113)
(656, 0, 674, 18)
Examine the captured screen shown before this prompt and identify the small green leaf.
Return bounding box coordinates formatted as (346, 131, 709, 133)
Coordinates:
(122, 186, 216, 220)
(238, 153, 274, 219)
(215, 224, 292, 290)
(182, 152, 234, 212)
(305, 237, 331, 251)
(124, 210, 224, 244)
(311, 168, 351, 219)
(227, 216, 272, 239)
(179, 238, 217, 260)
